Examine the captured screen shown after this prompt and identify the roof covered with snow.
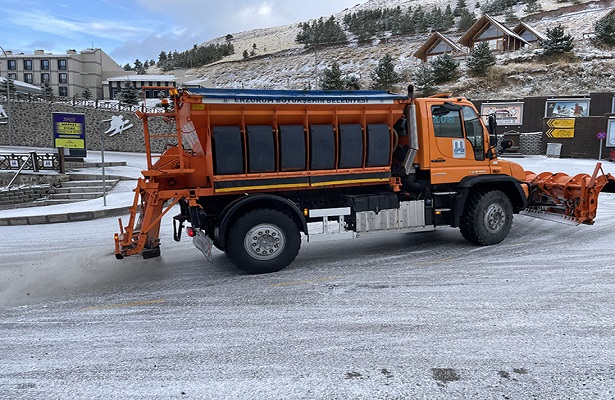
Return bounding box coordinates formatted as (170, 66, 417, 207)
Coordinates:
(0, 76, 43, 94)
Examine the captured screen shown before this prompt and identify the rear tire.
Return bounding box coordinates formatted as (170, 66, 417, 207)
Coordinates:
(460, 190, 513, 245)
(226, 209, 301, 274)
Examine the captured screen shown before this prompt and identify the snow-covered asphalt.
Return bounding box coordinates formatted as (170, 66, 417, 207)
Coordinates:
(1, 156, 614, 399)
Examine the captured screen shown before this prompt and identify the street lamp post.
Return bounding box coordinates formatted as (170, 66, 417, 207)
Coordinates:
(0, 45, 13, 146)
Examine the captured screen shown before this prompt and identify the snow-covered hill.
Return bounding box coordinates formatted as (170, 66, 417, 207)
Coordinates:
(166, 0, 615, 99)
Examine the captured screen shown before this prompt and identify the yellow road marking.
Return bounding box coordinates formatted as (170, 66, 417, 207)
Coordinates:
(81, 299, 165, 311)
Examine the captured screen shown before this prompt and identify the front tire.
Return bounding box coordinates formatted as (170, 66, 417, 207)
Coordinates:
(460, 190, 513, 245)
(226, 209, 301, 274)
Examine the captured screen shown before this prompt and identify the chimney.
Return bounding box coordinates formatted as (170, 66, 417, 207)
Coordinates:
(34, 49, 45, 55)
(67, 49, 77, 54)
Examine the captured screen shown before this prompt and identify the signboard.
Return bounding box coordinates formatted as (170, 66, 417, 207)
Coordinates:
(545, 118, 575, 138)
(546, 129, 574, 138)
(607, 119, 615, 148)
(481, 103, 523, 125)
(545, 98, 589, 118)
(546, 118, 575, 129)
(53, 112, 86, 158)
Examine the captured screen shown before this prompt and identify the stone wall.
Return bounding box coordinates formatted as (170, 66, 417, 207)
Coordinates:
(0, 185, 51, 208)
(0, 99, 171, 153)
(0, 171, 69, 187)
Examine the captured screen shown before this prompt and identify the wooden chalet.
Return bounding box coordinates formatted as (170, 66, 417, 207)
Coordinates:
(513, 22, 546, 46)
(458, 15, 529, 51)
(413, 32, 464, 62)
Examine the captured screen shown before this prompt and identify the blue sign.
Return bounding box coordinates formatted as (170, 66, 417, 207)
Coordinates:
(52, 112, 86, 158)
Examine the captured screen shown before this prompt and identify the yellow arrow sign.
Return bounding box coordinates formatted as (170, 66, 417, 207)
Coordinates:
(546, 128, 575, 138)
(547, 118, 575, 128)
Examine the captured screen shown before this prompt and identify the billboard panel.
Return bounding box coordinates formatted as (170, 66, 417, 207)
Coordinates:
(53, 112, 86, 158)
(481, 103, 523, 125)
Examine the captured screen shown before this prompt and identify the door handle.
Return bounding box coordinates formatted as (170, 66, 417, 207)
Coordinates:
(431, 159, 446, 163)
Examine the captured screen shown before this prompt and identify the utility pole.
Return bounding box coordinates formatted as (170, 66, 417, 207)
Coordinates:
(0, 45, 13, 146)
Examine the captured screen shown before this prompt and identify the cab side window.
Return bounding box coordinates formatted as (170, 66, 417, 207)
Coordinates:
(431, 106, 463, 138)
(462, 106, 484, 160)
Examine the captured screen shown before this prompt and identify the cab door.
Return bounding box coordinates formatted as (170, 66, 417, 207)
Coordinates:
(429, 103, 489, 184)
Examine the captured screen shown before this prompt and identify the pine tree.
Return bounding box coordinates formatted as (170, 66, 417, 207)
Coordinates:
(41, 81, 53, 99)
(82, 85, 92, 100)
(133, 59, 145, 74)
(117, 81, 140, 106)
(157, 51, 168, 67)
(430, 54, 460, 84)
(243, 49, 250, 59)
(443, 5, 456, 30)
(344, 75, 361, 90)
(467, 41, 496, 76)
(542, 24, 574, 56)
(413, 64, 437, 97)
(504, 8, 519, 24)
(457, 8, 477, 31)
(320, 61, 346, 90)
(123, 63, 132, 71)
(429, 7, 444, 31)
(592, 14, 615, 47)
(454, 0, 467, 16)
(524, 0, 542, 13)
(370, 53, 401, 91)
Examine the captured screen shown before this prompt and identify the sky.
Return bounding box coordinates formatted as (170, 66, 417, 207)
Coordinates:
(1, 0, 366, 66)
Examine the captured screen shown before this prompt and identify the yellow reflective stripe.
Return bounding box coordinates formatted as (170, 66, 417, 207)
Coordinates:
(310, 178, 389, 187)
(215, 183, 309, 193)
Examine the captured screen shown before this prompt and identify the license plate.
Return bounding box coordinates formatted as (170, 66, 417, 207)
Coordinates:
(193, 230, 213, 263)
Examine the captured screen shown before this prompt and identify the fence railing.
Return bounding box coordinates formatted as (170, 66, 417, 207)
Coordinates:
(0, 93, 162, 113)
(0, 150, 65, 174)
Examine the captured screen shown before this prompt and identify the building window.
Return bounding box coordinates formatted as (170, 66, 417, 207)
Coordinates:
(41, 59, 50, 70)
(59, 87, 68, 97)
(8, 73, 16, 80)
(41, 73, 50, 83)
(59, 73, 67, 84)
(24, 73, 33, 84)
(23, 60, 33, 70)
(8, 60, 16, 70)
(58, 59, 67, 70)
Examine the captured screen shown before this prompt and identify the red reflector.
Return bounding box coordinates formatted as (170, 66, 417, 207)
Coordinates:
(186, 227, 196, 237)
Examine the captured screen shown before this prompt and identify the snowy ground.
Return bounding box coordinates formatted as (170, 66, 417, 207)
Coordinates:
(1, 153, 614, 398)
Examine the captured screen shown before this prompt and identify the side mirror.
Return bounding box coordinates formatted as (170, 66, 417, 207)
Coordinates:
(487, 114, 497, 136)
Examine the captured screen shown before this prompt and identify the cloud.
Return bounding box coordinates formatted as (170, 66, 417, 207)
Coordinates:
(6, 9, 151, 42)
(3, 0, 365, 64)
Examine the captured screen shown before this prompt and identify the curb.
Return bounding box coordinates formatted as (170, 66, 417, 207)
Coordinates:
(0, 206, 130, 226)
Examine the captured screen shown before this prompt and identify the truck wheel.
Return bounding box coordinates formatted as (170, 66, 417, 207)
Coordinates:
(460, 190, 513, 246)
(226, 209, 301, 274)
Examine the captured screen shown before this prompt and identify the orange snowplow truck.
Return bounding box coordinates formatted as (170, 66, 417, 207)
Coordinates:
(114, 86, 615, 273)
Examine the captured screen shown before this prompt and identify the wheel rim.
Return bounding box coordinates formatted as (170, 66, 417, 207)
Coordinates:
(484, 203, 506, 233)
(244, 223, 286, 260)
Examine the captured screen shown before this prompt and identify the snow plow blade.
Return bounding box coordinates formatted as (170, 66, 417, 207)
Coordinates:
(522, 163, 615, 225)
